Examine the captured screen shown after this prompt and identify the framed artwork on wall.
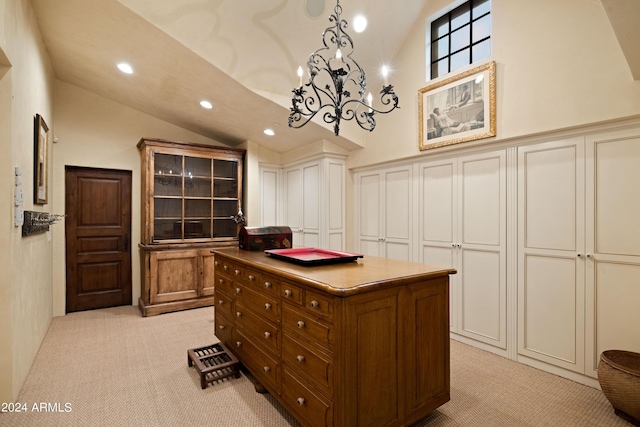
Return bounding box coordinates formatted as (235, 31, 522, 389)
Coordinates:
(34, 113, 49, 204)
(418, 61, 496, 151)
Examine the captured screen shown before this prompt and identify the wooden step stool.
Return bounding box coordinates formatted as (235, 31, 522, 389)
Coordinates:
(187, 342, 240, 389)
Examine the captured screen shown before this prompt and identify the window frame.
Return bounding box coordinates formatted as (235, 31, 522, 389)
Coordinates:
(427, 0, 491, 81)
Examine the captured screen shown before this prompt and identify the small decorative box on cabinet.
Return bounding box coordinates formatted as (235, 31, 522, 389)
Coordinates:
(137, 138, 245, 316)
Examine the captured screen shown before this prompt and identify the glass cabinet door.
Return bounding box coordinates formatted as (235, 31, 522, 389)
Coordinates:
(213, 159, 239, 238)
(151, 152, 240, 242)
(153, 153, 183, 240)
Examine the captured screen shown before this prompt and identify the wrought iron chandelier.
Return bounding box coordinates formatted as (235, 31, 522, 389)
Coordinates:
(288, 0, 399, 136)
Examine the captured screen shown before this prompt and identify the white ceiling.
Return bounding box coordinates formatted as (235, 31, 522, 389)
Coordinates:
(30, 0, 429, 153)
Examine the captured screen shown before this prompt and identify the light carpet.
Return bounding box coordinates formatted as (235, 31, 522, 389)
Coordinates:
(0, 306, 630, 426)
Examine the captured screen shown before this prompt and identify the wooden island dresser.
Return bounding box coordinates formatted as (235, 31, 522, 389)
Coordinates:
(212, 248, 456, 427)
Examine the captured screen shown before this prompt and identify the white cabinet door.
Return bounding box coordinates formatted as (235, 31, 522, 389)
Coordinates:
(419, 151, 506, 348)
(356, 166, 412, 261)
(458, 151, 507, 349)
(584, 129, 640, 377)
(518, 138, 586, 373)
(283, 157, 345, 250)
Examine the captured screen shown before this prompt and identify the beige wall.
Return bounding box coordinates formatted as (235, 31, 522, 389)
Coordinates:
(51, 81, 232, 317)
(0, 0, 55, 401)
(346, 0, 640, 170)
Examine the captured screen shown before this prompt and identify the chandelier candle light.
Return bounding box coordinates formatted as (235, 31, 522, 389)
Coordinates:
(288, 0, 399, 136)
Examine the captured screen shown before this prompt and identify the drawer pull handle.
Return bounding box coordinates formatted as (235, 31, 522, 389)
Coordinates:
(236, 312, 242, 318)
(214, 261, 219, 266)
(283, 290, 292, 297)
(218, 325, 225, 330)
(223, 265, 229, 270)
(218, 300, 224, 305)
(296, 355, 305, 363)
(264, 303, 272, 310)
(264, 281, 272, 288)
(264, 331, 271, 338)
(236, 341, 242, 347)
(234, 269, 241, 275)
(218, 279, 224, 284)
(235, 288, 241, 294)
(263, 366, 270, 373)
(297, 321, 305, 329)
(297, 398, 305, 406)
(248, 274, 256, 281)
(311, 300, 319, 308)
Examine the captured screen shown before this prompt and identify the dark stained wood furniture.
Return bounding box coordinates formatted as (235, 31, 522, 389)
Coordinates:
(213, 247, 456, 427)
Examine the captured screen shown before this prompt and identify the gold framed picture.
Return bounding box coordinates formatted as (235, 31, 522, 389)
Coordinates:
(419, 61, 496, 151)
(34, 113, 49, 204)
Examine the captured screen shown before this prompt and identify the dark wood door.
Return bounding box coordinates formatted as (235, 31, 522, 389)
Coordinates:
(65, 167, 132, 312)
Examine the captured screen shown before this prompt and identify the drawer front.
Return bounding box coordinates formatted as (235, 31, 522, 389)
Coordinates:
(281, 281, 303, 304)
(282, 334, 333, 394)
(215, 290, 233, 319)
(214, 313, 233, 348)
(257, 273, 281, 298)
(235, 302, 281, 355)
(282, 303, 334, 351)
(236, 285, 280, 324)
(305, 291, 334, 319)
(234, 329, 281, 393)
(282, 368, 333, 427)
(215, 274, 234, 297)
(215, 259, 237, 278)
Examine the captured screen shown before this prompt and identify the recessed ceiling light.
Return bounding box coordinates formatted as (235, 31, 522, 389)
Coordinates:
(200, 100, 213, 110)
(117, 62, 133, 74)
(353, 15, 367, 33)
(264, 128, 275, 136)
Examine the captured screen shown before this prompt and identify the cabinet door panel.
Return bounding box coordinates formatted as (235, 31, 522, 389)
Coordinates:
(151, 250, 199, 303)
(593, 138, 640, 256)
(594, 262, 640, 359)
(521, 144, 579, 251)
(303, 164, 320, 231)
(385, 241, 411, 261)
(461, 155, 502, 246)
(286, 168, 302, 230)
(521, 255, 581, 368)
(459, 249, 504, 346)
(420, 162, 455, 243)
(384, 169, 411, 240)
(358, 173, 381, 238)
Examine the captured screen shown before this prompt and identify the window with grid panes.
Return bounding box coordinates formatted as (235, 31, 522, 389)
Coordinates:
(429, 0, 491, 79)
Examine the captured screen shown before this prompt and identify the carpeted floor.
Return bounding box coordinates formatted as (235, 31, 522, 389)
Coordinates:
(0, 305, 630, 426)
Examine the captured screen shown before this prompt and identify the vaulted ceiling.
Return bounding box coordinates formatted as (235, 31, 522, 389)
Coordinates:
(30, 0, 429, 153)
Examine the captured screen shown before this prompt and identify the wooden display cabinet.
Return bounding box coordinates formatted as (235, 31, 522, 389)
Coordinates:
(137, 138, 244, 316)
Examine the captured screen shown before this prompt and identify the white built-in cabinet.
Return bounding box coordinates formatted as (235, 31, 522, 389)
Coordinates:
(280, 155, 345, 250)
(355, 166, 412, 261)
(417, 150, 507, 351)
(351, 123, 640, 386)
(518, 130, 640, 379)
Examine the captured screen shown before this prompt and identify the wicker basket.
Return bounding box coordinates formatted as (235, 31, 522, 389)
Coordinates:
(597, 350, 640, 426)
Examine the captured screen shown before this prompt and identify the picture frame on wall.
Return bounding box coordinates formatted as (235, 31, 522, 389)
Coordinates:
(34, 113, 49, 205)
(418, 61, 496, 151)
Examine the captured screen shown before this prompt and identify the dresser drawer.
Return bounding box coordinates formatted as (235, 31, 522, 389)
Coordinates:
(214, 313, 233, 348)
(215, 273, 234, 297)
(236, 302, 281, 356)
(282, 368, 333, 427)
(305, 291, 334, 319)
(281, 281, 303, 305)
(257, 273, 281, 298)
(282, 302, 333, 351)
(282, 334, 333, 395)
(215, 290, 233, 319)
(234, 329, 281, 393)
(235, 285, 280, 324)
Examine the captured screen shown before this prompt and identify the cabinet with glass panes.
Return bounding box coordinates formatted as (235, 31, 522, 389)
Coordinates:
(137, 138, 245, 316)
